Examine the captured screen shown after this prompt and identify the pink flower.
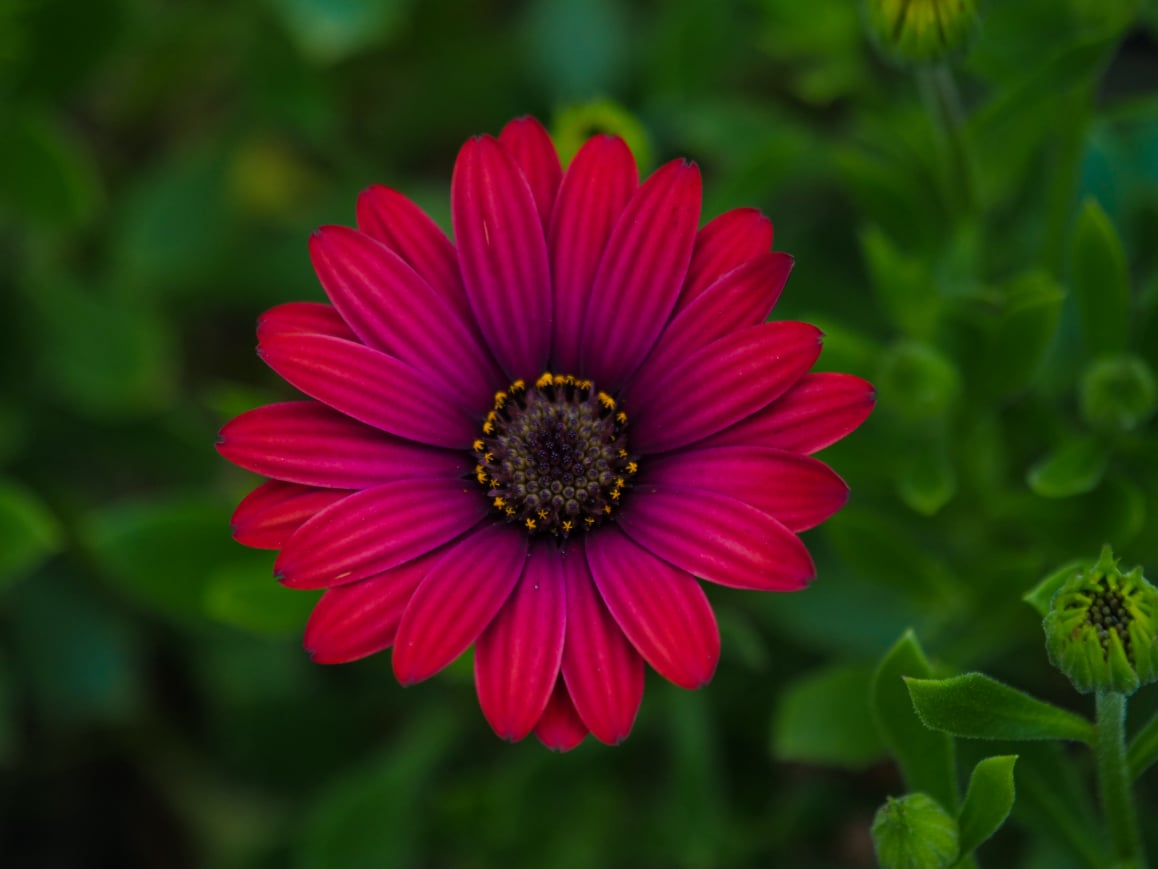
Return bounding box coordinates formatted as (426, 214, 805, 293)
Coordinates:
(217, 117, 874, 750)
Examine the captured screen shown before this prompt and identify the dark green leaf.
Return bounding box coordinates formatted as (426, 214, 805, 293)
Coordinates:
(0, 112, 101, 228)
(871, 631, 958, 811)
(772, 665, 886, 770)
(957, 755, 1018, 857)
(269, 0, 412, 64)
(0, 481, 61, 589)
(1072, 198, 1130, 356)
(1127, 709, 1158, 781)
(897, 442, 957, 516)
(204, 560, 316, 637)
(860, 225, 940, 340)
(983, 271, 1066, 398)
(906, 674, 1095, 743)
(1026, 435, 1109, 499)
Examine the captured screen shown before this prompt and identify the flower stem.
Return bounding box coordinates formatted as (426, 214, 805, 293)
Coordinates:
(916, 63, 976, 221)
(1096, 691, 1145, 868)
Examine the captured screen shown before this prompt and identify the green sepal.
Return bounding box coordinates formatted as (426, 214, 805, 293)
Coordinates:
(871, 631, 959, 811)
(1023, 559, 1090, 618)
(872, 793, 959, 869)
(905, 673, 1095, 744)
(956, 755, 1018, 858)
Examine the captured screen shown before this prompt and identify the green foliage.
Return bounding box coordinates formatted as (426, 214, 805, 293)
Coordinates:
(0, 480, 60, 588)
(1072, 198, 1131, 357)
(771, 665, 885, 769)
(957, 755, 1018, 856)
(906, 674, 1096, 744)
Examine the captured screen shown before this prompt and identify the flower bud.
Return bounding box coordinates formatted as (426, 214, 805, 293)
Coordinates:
(1079, 355, 1158, 434)
(863, 0, 979, 64)
(1044, 546, 1158, 696)
(872, 793, 959, 869)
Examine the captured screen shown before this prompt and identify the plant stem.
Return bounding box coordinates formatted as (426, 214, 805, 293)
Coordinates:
(916, 63, 976, 221)
(1096, 691, 1145, 868)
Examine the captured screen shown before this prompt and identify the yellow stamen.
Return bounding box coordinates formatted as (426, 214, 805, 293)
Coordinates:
(597, 392, 615, 410)
(525, 518, 536, 531)
(626, 461, 639, 474)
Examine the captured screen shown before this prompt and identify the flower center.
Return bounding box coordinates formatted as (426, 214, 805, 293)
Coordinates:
(472, 373, 638, 537)
(1084, 580, 1134, 660)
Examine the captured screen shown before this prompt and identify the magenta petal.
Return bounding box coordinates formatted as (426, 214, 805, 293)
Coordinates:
(559, 538, 644, 745)
(230, 481, 351, 550)
(257, 301, 358, 344)
(699, 372, 877, 455)
(643, 446, 849, 532)
(275, 480, 488, 590)
(355, 184, 471, 320)
(217, 401, 470, 488)
(626, 321, 823, 454)
(580, 159, 702, 390)
(548, 134, 638, 372)
(627, 252, 794, 391)
(309, 226, 502, 412)
(499, 117, 563, 230)
(304, 551, 437, 664)
(392, 524, 528, 685)
(474, 541, 566, 741)
(452, 135, 551, 380)
(587, 527, 719, 690)
(617, 483, 815, 591)
(258, 333, 478, 449)
(534, 678, 589, 752)
(676, 207, 774, 314)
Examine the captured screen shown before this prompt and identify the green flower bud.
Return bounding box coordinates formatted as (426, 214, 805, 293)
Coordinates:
(863, 0, 979, 64)
(1044, 546, 1158, 696)
(872, 793, 959, 869)
(552, 99, 653, 169)
(877, 340, 960, 426)
(1079, 355, 1158, 434)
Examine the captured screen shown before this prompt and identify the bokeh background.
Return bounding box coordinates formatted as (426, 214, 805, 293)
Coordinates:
(3, 0, 1158, 866)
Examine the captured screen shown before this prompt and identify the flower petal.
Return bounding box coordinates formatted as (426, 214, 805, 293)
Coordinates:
(617, 483, 815, 591)
(217, 401, 470, 488)
(258, 333, 479, 449)
(275, 480, 488, 589)
(355, 184, 470, 319)
(676, 207, 773, 313)
(310, 225, 502, 412)
(580, 159, 702, 390)
(587, 527, 719, 690)
(548, 134, 638, 372)
(304, 550, 438, 664)
(257, 301, 358, 343)
(230, 481, 351, 550)
(474, 541, 566, 741)
(626, 321, 823, 454)
(452, 135, 551, 379)
(534, 678, 588, 752)
(626, 252, 793, 391)
(392, 524, 528, 685)
(698, 372, 877, 455)
(499, 116, 562, 230)
(560, 538, 644, 744)
(643, 446, 849, 532)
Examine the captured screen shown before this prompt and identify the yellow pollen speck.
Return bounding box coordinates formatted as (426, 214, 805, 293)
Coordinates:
(562, 520, 573, 533)
(511, 379, 526, 392)
(493, 497, 506, 509)
(618, 448, 628, 458)
(484, 452, 494, 463)
(585, 517, 596, 527)
(505, 506, 515, 516)
(603, 505, 612, 514)
(536, 372, 554, 388)
(537, 508, 549, 520)
(626, 461, 639, 474)
(493, 392, 507, 408)
(616, 411, 628, 424)
(483, 421, 494, 435)
(598, 392, 615, 409)
(615, 478, 625, 488)
(610, 490, 620, 501)
(525, 518, 536, 531)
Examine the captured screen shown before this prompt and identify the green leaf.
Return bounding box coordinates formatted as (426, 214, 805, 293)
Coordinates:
(204, 560, 316, 637)
(981, 271, 1066, 399)
(1012, 743, 1105, 868)
(297, 708, 458, 869)
(772, 665, 886, 769)
(0, 481, 61, 589)
(1026, 435, 1109, 499)
(957, 755, 1018, 857)
(871, 631, 958, 811)
(1022, 559, 1090, 618)
(1072, 198, 1130, 356)
(897, 442, 957, 516)
(876, 340, 960, 426)
(860, 225, 940, 340)
(826, 508, 957, 602)
(1127, 708, 1158, 781)
(0, 112, 101, 228)
(269, 0, 412, 64)
(905, 674, 1095, 744)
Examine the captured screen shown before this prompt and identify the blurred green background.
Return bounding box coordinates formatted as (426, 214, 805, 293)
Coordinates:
(3, 0, 1158, 866)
